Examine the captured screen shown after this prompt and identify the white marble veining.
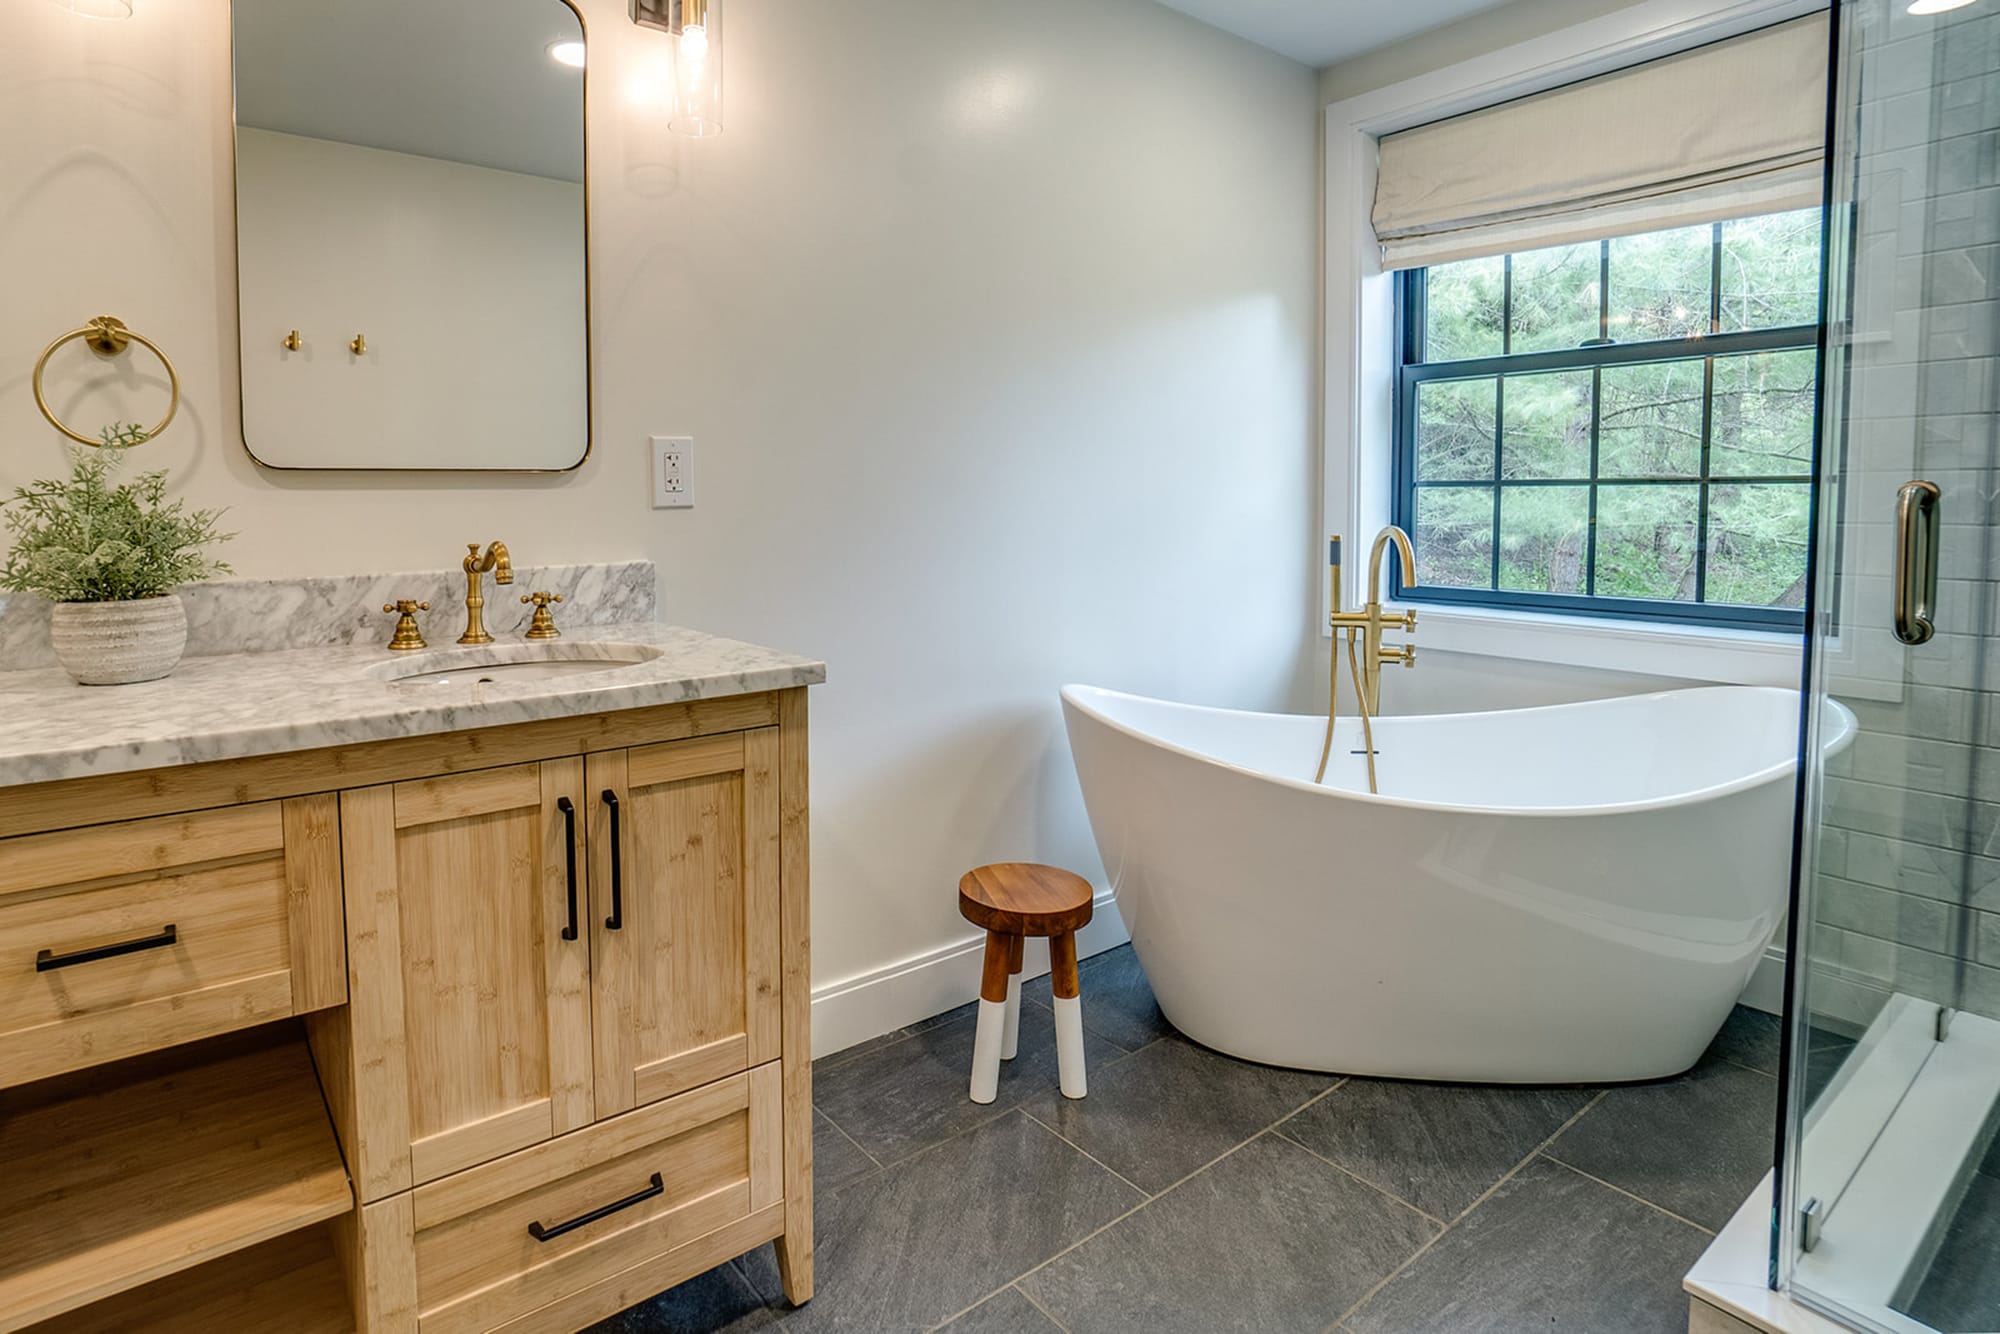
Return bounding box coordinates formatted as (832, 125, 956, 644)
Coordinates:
(0, 561, 655, 669)
(0, 620, 824, 789)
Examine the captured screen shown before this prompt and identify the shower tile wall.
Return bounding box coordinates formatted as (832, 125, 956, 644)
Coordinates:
(1818, 3, 2000, 1019)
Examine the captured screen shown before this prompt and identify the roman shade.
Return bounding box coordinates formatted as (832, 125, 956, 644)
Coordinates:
(1371, 13, 1829, 270)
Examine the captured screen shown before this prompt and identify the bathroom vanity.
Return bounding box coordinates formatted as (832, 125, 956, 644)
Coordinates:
(0, 607, 823, 1333)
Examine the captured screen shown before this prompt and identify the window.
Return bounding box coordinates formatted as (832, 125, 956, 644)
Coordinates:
(1393, 208, 1822, 629)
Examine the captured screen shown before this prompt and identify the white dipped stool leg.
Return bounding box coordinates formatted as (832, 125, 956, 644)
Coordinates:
(1053, 996, 1087, 1098)
(969, 932, 1012, 1104)
(1051, 932, 1087, 1099)
(1001, 934, 1024, 1061)
(969, 999, 1007, 1104)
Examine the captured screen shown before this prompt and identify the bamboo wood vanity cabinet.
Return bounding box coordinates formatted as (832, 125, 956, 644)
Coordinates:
(0, 688, 813, 1334)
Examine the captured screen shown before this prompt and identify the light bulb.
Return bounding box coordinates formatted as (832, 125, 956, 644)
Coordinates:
(670, 0, 722, 137)
(548, 40, 586, 69)
(1907, 0, 1977, 13)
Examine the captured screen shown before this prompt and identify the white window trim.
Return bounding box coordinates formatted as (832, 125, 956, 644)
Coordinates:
(1322, 0, 1829, 689)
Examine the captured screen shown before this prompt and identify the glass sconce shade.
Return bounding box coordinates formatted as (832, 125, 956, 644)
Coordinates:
(52, 0, 133, 17)
(672, 0, 722, 137)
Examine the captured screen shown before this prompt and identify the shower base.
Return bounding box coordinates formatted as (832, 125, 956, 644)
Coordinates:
(1688, 993, 2000, 1334)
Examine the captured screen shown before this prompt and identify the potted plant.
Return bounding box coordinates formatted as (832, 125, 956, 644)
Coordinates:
(1, 427, 233, 685)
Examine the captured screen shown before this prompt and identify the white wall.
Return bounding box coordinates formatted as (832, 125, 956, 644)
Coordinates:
(1365, 647, 1695, 716)
(235, 129, 587, 469)
(1, 1, 1320, 1022)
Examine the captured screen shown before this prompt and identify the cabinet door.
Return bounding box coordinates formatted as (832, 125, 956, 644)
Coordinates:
(0, 796, 344, 1088)
(341, 759, 593, 1190)
(589, 730, 781, 1119)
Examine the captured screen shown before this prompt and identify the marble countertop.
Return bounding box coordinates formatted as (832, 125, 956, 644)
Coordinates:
(0, 622, 825, 789)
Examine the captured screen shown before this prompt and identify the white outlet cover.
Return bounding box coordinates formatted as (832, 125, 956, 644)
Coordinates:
(651, 435, 693, 509)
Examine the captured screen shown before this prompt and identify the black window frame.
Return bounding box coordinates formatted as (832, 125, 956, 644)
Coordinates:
(1391, 223, 1818, 631)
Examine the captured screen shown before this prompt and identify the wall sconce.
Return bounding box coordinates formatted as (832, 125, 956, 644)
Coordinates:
(50, 0, 133, 17)
(630, 0, 723, 137)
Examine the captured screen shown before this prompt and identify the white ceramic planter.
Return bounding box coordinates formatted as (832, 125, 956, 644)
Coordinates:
(49, 594, 188, 685)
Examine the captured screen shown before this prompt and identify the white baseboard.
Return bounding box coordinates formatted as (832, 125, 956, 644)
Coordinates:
(810, 890, 1128, 1060)
(817, 924, 1795, 1060)
(1739, 945, 1788, 1016)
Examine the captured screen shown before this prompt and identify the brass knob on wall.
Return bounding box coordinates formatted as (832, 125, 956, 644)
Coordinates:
(350, 334, 368, 356)
(383, 600, 430, 652)
(283, 330, 302, 352)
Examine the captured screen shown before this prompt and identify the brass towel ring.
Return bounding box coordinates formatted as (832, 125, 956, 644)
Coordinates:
(31, 315, 180, 447)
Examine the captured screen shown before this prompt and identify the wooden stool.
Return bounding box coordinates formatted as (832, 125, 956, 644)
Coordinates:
(958, 863, 1094, 1103)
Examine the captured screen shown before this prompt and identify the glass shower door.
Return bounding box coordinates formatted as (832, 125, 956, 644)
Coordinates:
(1781, 1, 2000, 1331)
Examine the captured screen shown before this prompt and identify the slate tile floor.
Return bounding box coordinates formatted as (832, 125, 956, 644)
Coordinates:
(593, 946, 1789, 1334)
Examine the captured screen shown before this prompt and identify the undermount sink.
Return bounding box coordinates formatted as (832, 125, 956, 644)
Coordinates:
(372, 644, 663, 688)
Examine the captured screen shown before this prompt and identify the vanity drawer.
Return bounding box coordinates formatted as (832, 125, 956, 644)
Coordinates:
(0, 797, 345, 1086)
(413, 1063, 783, 1334)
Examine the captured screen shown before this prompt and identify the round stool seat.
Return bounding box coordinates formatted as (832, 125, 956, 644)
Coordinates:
(958, 863, 1094, 937)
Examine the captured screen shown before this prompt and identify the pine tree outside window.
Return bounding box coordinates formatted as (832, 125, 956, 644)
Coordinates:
(1394, 207, 1822, 629)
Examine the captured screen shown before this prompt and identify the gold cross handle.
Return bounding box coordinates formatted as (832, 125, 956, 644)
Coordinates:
(383, 600, 431, 652)
(521, 592, 564, 641)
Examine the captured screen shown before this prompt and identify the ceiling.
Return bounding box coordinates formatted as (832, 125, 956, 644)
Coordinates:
(233, 0, 585, 183)
(1152, 0, 1518, 67)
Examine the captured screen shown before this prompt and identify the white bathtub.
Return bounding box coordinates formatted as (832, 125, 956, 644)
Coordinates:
(1061, 684, 1854, 1084)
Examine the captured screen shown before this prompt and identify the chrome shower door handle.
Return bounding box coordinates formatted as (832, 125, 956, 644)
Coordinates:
(1894, 480, 1941, 646)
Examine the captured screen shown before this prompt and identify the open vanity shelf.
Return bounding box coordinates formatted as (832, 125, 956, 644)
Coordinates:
(1, 1031, 351, 1331)
(34, 1223, 355, 1334)
(0, 686, 816, 1334)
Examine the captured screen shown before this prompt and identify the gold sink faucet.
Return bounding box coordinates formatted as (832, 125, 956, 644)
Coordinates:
(458, 541, 514, 645)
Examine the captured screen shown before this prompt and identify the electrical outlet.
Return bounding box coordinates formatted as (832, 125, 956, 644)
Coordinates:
(651, 436, 694, 509)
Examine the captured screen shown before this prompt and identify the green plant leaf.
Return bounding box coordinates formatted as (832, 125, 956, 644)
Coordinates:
(0, 438, 233, 602)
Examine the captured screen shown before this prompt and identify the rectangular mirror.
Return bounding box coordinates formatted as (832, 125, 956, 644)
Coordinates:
(231, 0, 590, 471)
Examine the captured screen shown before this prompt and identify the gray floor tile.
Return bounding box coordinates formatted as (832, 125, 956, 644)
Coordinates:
(936, 1287, 1065, 1332)
(1023, 1035, 1335, 1194)
(813, 1004, 985, 1077)
(1906, 1171, 2000, 1331)
(585, 1259, 778, 1332)
(1022, 1133, 1436, 1333)
(1544, 1055, 1776, 1231)
(814, 1030, 916, 1076)
(1801, 1029, 1857, 1113)
(1023, 944, 1176, 1052)
(1707, 1006, 1782, 1074)
(1708, 1007, 1858, 1101)
(1345, 1156, 1712, 1334)
(814, 1109, 878, 1194)
(1279, 1078, 1596, 1220)
(814, 998, 1123, 1164)
(904, 1000, 979, 1037)
(741, 1111, 1142, 1331)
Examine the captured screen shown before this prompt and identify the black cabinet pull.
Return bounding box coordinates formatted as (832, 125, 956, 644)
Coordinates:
(527, 1171, 663, 1242)
(603, 789, 624, 931)
(557, 797, 579, 942)
(37, 924, 178, 972)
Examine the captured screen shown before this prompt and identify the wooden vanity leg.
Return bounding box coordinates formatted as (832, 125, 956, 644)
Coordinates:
(776, 688, 815, 1306)
(330, 1194, 417, 1333)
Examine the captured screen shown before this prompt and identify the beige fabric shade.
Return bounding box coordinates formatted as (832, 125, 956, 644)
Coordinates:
(1371, 13, 1829, 270)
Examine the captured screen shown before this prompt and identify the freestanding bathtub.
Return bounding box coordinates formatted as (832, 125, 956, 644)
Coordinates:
(1061, 684, 1854, 1084)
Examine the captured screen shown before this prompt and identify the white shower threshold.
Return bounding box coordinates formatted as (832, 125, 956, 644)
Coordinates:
(1686, 994, 2000, 1334)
